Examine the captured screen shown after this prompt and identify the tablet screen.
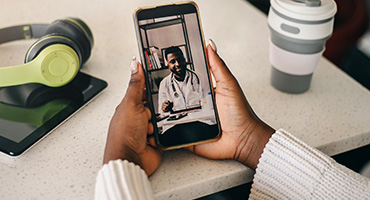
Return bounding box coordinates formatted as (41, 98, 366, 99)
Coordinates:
(0, 72, 107, 156)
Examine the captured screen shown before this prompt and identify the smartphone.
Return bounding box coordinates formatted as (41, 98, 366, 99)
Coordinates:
(134, 1, 221, 150)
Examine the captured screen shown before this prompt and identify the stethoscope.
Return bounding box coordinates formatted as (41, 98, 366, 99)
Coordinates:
(170, 70, 200, 99)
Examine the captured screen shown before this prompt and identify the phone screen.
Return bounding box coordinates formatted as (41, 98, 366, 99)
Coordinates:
(134, 2, 221, 149)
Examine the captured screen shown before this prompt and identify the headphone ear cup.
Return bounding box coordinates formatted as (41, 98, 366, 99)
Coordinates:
(23, 35, 80, 87)
(45, 18, 93, 65)
(25, 34, 82, 65)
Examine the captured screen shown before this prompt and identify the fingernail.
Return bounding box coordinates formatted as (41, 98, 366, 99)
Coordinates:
(130, 56, 138, 74)
(209, 39, 217, 53)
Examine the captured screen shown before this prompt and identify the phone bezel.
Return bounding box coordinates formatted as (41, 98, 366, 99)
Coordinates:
(133, 1, 221, 150)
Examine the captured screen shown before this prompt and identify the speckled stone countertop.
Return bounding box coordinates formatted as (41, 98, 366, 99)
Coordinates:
(1, 0, 370, 199)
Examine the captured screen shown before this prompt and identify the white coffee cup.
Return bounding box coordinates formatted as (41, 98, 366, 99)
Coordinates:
(268, 0, 337, 93)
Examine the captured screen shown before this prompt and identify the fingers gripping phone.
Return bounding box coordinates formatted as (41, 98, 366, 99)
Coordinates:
(134, 1, 221, 150)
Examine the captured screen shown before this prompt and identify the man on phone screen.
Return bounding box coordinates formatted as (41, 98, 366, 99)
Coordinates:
(157, 46, 217, 146)
(158, 46, 203, 114)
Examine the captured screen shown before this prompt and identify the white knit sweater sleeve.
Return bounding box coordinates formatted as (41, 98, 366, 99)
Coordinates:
(94, 160, 154, 200)
(249, 129, 370, 200)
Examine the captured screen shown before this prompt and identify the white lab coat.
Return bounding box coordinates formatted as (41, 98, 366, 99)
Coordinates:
(158, 70, 203, 114)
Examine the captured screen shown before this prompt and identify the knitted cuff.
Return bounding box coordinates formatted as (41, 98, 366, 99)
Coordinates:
(249, 129, 370, 199)
(95, 160, 154, 200)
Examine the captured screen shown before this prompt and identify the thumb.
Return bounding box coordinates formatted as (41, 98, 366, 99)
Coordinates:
(125, 57, 145, 103)
(206, 39, 236, 84)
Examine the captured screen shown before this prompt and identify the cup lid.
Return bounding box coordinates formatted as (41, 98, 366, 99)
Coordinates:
(270, 0, 337, 21)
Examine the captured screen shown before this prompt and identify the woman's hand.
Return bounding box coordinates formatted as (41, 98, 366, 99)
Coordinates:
(103, 58, 161, 176)
(186, 40, 275, 169)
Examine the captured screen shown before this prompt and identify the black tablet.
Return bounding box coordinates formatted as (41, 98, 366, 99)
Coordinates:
(0, 72, 107, 157)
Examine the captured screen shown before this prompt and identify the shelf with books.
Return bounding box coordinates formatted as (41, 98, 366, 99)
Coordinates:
(144, 46, 165, 71)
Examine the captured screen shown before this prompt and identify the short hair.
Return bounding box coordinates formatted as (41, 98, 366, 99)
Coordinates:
(165, 46, 184, 61)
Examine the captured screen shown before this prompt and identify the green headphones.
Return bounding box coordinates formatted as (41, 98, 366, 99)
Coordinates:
(0, 17, 93, 87)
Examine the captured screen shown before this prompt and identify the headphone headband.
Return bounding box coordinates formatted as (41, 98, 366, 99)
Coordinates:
(0, 24, 48, 45)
